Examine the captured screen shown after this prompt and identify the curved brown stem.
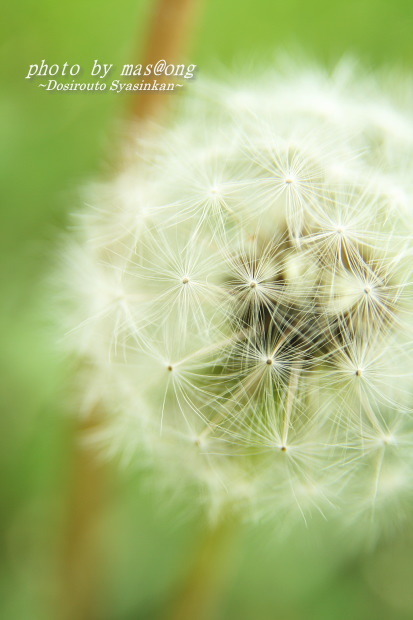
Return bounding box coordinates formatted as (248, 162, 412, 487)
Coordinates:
(164, 516, 240, 620)
(60, 414, 107, 620)
(133, 0, 202, 121)
(60, 3, 204, 618)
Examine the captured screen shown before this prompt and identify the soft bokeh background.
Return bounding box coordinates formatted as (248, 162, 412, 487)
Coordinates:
(2, 1, 413, 618)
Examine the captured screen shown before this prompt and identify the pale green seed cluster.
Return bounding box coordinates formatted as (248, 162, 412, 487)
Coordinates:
(60, 62, 413, 529)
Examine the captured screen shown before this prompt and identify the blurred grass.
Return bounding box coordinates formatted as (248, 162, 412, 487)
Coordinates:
(196, 0, 413, 67)
(1, 1, 413, 618)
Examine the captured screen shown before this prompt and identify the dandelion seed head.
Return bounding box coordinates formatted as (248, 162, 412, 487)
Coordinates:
(57, 60, 413, 533)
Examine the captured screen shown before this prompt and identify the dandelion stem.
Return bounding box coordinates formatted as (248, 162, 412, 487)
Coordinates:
(133, 0, 202, 120)
(60, 413, 106, 620)
(164, 516, 239, 620)
(61, 3, 204, 617)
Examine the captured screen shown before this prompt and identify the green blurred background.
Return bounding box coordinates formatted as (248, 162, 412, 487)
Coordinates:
(2, 1, 413, 618)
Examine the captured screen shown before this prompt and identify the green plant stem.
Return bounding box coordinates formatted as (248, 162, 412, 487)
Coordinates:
(60, 3, 203, 617)
(133, 0, 202, 120)
(60, 416, 106, 620)
(164, 515, 241, 620)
